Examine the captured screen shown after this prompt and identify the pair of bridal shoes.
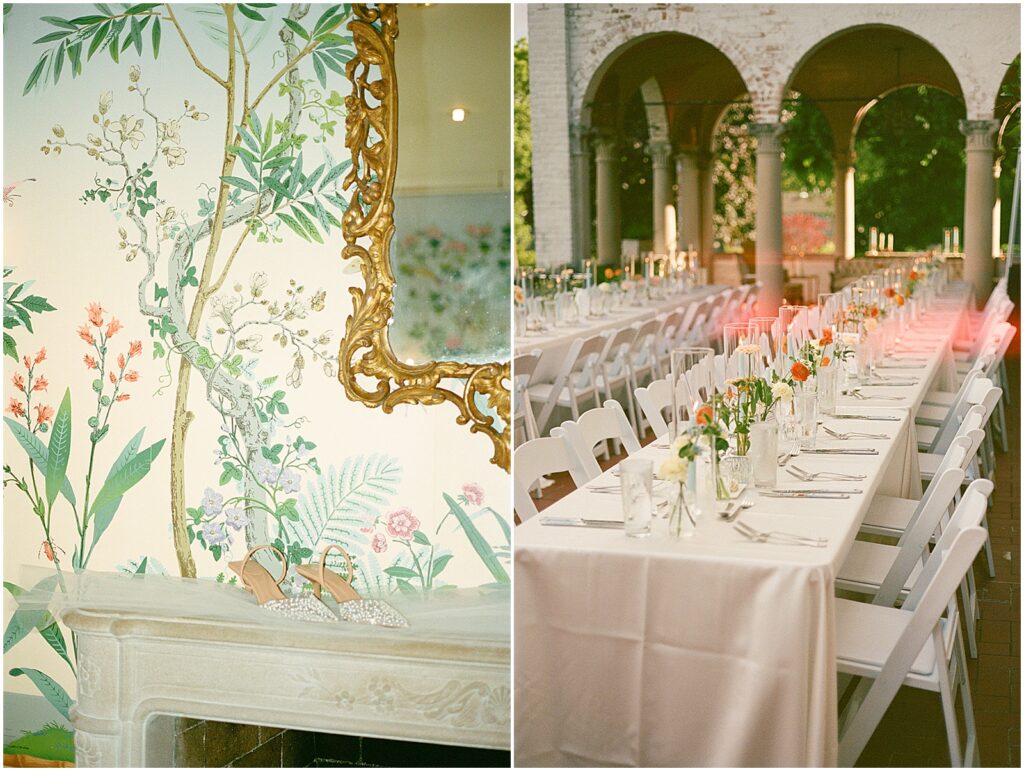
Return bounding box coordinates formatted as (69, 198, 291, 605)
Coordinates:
(228, 543, 408, 628)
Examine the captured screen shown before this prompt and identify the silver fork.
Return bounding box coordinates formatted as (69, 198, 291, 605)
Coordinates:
(789, 464, 865, 481)
(822, 425, 890, 441)
(733, 521, 828, 547)
(845, 388, 901, 401)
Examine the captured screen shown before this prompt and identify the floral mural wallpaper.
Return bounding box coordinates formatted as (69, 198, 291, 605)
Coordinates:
(2, 4, 510, 763)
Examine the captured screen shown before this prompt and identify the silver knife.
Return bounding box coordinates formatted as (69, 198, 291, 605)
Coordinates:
(540, 517, 624, 529)
(833, 415, 902, 421)
(802, 448, 879, 455)
(760, 491, 850, 499)
(771, 488, 863, 494)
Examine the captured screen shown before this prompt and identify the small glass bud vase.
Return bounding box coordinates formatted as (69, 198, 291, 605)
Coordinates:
(749, 420, 778, 488)
(719, 454, 752, 495)
(817, 364, 838, 415)
(796, 383, 818, 449)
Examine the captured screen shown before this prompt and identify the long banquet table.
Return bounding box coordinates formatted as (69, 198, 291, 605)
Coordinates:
(516, 285, 728, 383)
(514, 289, 968, 766)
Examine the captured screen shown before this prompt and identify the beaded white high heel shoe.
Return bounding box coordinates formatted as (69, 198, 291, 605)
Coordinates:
(228, 545, 337, 623)
(295, 544, 408, 628)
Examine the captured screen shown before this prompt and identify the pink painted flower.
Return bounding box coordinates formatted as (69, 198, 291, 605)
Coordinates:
(359, 527, 373, 533)
(128, 340, 143, 358)
(83, 354, 98, 369)
(34, 403, 54, 427)
(33, 348, 46, 365)
(106, 317, 123, 338)
(7, 398, 25, 418)
(385, 507, 419, 540)
(32, 375, 48, 392)
(12, 373, 25, 392)
(117, 353, 126, 370)
(371, 533, 388, 553)
(87, 302, 104, 327)
(124, 370, 139, 382)
(462, 483, 485, 507)
(77, 325, 95, 345)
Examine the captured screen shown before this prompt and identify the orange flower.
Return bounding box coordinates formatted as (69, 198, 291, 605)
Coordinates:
(128, 340, 143, 358)
(124, 370, 139, 382)
(821, 356, 831, 367)
(895, 294, 905, 306)
(909, 271, 919, 281)
(695, 404, 714, 426)
(115, 393, 130, 402)
(869, 305, 879, 318)
(108, 371, 117, 384)
(34, 348, 46, 365)
(32, 376, 48, 392)
(87, 302, 104, 327)
(7, 398, 25, 417)
(819, 328, 833, 346)
(83, 354, 98, 369)
(106, 317, 123, 337)
(22, 355, 31, 369)
(34, 404, 54, 426)
(78, 325, 95, 345)
(883, 287, 896, 299)
(791, 361, 810, 382)
(117, 353, 126, 370)
(12, 373, 25, 392)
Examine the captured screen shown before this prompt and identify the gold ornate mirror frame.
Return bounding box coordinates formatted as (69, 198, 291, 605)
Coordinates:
(337, 3, 511, 472)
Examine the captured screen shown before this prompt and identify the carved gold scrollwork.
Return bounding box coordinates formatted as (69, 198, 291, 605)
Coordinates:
(337, 3, 510, 472)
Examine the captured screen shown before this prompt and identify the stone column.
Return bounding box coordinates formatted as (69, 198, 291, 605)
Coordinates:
(833, 150, 856, 259)
(594, 133, 622, 266)
(992, 160, 1002, 258)
(698, 150, 716, 280)
(675, 148, 701, 254)
(960, 119, 1000, 305)
(570, 125, 592, 267)
(649, 139, 674, 254)
(752, 123, 786, 314)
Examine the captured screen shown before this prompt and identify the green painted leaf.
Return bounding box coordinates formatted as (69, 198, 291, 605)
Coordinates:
(384, 566, 419, 579)
(441, 494, 508, 583)
(151, 16, 161, 57)
(236, 4, 266, 21)
(44, 390, 72, 508)
(276, 212, 309, 241)
(4, 332, 16, 359)
(430, 553, 453, 579)
(39, 623, 73, 670)
(290, 205, 323, 244)
(220, 175, 256, 193)
(412, 530, 430, 546)
(33, 30, 73, 44)
(312, 53, 327, 89)
(4, 419, 75, 505)
(283, 17, 309, 40)
(89, 438, 165, 547)
(23, 56, 47, 95)
(9, 668, 72, 721)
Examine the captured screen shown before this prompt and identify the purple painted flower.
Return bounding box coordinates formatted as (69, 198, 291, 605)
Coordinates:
(462, 483, 485, 507)
(279, 468, 301, 494)
(224, 507, 249, 531)
(201, 488, 223, 516)
(200, 521, 230, 547)
(254, 459, 279, 486)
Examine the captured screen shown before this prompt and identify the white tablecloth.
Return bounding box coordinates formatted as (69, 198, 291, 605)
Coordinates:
(514, 291, 968, 767)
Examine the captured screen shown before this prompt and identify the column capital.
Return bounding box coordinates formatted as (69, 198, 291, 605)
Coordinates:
(750, 122, 785, 154)
(570, 123, 591, 157)
(833, 149, 856, 169)
(647, 138, 674, 169)
(593, 132, 619, 162)
(674, 146, 700, 171)
(959, 119, 999, 151)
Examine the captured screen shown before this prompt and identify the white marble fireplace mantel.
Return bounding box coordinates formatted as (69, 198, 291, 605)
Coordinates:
(54, 574, 509, 766)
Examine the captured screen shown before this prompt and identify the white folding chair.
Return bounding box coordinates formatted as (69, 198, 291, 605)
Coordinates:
(558, 400, 642, 480)
(835, 523, 988, 766)
(513, 434, 590, 522)
(627, 317, 665, 390)
(527, 333, 609, 435)
(513, 350, 542, 446)
(635, 375, 696, 439)
(596, 326, 639, 436)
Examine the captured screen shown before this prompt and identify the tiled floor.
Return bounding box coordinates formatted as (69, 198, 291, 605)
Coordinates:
(522, 297, 1021, 767)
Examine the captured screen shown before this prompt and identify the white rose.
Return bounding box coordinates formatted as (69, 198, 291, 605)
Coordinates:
(670, 433, 692, 453)
(863, 317, 878, 332)
(771, 381, 794, 402)
(657, 455, 690, 483)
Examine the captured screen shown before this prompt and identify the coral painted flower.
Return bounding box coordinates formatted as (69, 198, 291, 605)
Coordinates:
(115, 394, 130, 402)
(12, 373, 25, 391)
(32, 376, 48, 392)
(7, 398, 25, 417)
(128, 340, 143, 358)
(87, 302, 104, 327)
(117, 353, 126, 370)
(83, 354, 98, 369)
(462, 482, 485, 507)
(78, 325, 95, 345)
(22, 355, 31, 369)
(34, 404, 54, 426)
(371, 533, 388, 553)
(385, 507, 420, 540)
(34, 348, 46, 365)
(790, 361, 810, 382)
(695, 404, 715, 426)
(106, 317, 123, 337)
(109, 371, 117, 384)
(124, 370, 139, 382)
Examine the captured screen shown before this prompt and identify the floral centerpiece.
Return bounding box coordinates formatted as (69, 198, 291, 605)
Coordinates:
(713, 375, 780, 455)
(657, 405, 731, 531)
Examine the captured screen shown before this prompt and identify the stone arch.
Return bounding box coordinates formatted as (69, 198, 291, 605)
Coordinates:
(639, 77, 670, 142)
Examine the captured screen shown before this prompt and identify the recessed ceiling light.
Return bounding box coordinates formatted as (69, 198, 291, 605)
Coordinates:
(451, 108, 466, 122)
